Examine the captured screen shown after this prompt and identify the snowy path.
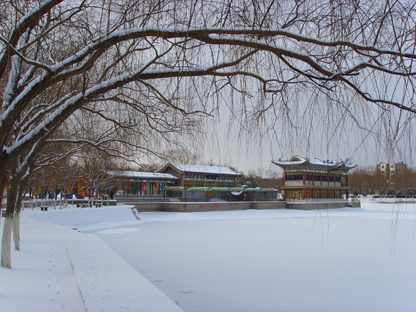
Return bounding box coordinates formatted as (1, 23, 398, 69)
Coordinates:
(1, 207, 184, 312)
(0, 213, 87, 312)
(61, 226, 184, 312)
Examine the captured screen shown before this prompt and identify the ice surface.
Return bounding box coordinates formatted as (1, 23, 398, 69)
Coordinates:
(1, 198, 415, 311)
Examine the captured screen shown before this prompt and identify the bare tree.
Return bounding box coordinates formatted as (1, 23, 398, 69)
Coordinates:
(239, 167, 282, 188)
(1, 0, 416, 267)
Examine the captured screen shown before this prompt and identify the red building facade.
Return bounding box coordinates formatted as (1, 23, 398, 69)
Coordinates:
(272, 156, 356, 200)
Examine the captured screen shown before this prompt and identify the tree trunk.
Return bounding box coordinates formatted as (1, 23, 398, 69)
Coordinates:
(1, 171, 21, 267)
(1, 216, 13, 268)
(13, 211, 20, 251)
(13, 181, 27, 251)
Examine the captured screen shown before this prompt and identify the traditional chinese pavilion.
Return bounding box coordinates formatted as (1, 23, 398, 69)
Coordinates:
(158, 163, 241, 198)
(272, 156, 357, 200)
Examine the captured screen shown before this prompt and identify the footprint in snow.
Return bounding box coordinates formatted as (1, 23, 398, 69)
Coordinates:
(179, 290, 195, 294)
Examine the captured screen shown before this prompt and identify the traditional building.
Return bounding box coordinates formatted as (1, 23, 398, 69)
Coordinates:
(157, 163, 241, 198)
(110, 163, 242, 198)
(272, 156, 356, 200)
(109, 171, 178, 196)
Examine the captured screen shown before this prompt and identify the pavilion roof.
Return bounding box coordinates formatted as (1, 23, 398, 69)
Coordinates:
(272, 156, 357, 173)
(158, 162, 242, 176)
(107, 171, 178, 180)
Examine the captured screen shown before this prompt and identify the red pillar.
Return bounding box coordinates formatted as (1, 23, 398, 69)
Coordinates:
(303, 172, 306, 185)
(283, 172, 286, 185)
(345, 174, 349, 199)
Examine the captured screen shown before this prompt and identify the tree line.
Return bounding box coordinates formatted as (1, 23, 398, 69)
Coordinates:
(349, 167, 416, 197)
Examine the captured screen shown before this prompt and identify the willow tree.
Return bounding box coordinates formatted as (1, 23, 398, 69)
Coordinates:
(1, 0, 415, 267)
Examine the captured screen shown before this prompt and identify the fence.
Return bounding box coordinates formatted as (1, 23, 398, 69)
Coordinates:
(22, 195, 68, 210)
(286, 198, 351, 203)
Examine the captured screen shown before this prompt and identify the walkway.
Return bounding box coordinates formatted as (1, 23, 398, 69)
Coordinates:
(0, 209, 184, 312)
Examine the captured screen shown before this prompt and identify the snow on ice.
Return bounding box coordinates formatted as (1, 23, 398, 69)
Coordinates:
(1, 198, 415, 312)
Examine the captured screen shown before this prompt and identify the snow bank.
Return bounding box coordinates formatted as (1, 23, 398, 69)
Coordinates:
(1, 206, 184, 312)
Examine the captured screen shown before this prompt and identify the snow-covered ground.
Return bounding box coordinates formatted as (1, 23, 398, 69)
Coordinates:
(1, 198, 416, 311)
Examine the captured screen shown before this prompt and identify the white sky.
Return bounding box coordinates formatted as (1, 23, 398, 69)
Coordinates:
(137, 101, 415, 176)
(194, 94, 416, 175)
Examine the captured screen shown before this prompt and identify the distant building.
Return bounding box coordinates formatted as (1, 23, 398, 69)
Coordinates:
(376, 162, 407, 184)
(108, 171, 178, 196)
(158, 163, 241, 198)
(272, 156, 356, 200)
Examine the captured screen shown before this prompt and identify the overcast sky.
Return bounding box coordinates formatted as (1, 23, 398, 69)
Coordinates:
(195, 100, 416, 176)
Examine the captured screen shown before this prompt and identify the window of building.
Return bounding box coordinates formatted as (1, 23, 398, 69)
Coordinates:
(286, 174, 303, 181)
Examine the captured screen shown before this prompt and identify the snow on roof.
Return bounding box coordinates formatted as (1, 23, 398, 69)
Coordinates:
(273, 156, 307, 166)
(107, 171, 178, 180)
(168, 163, 242, 176)
(272, 156, 357, 172)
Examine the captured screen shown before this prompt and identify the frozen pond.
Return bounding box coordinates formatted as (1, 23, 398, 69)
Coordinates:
(90, 201, 416, 312)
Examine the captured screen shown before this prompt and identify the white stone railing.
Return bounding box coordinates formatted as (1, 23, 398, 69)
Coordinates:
(22, 196, 68, 210)
(286, 198, 357, 203)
